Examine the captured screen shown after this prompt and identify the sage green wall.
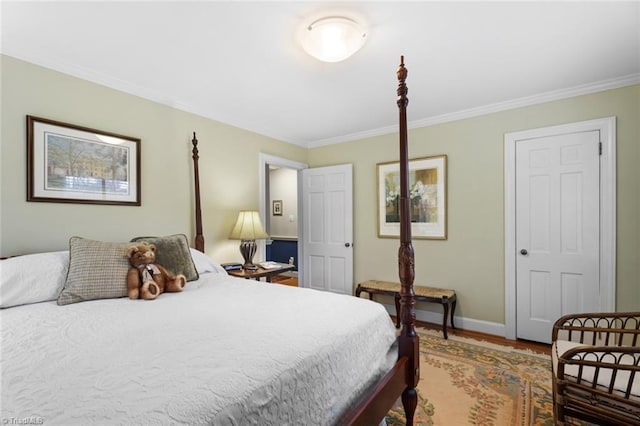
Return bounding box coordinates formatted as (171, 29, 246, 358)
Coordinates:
(0, 55, 307, 262)
(2, 54, 637, 326)
(309, 85, 640, 323)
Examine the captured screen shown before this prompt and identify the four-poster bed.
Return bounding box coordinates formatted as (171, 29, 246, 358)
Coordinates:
(0, 59, 419, 425)
(189, 57, 420, 424)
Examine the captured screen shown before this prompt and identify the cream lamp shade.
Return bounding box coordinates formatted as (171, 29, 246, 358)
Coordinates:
(299, 16, 367, 63)
(229, 211, 269, 270)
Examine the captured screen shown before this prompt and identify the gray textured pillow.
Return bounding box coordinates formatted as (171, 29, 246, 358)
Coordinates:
(58, 237, 130, 306)
(129, 234, 199, 282)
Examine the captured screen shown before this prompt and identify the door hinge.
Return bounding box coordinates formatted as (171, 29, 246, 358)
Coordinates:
(599, 142, 602, 155)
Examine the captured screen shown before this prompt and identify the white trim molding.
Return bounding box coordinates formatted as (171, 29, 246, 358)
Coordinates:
(307, 75, 638, 148)
(5, 52, 637, 148)
(258, 153, 308, 224)
(258, 153, 308, 276)
(381, 304, 506, 337)
(504, 117, 616, 340)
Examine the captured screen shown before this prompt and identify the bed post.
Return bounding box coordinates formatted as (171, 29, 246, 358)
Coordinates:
(333, 58, 420, 426)
(191, 132, 205, 252)
(397, 56, 419, 425)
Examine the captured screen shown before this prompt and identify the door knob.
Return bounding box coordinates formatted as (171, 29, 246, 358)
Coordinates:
(345, 243, 351, 247)
(520, 249, 528, 255)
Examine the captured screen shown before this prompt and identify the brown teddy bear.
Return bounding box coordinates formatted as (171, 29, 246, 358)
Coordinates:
(126, 242, 186, 300)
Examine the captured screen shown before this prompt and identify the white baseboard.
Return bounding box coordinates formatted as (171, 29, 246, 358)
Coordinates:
(381, 303, 506, 338)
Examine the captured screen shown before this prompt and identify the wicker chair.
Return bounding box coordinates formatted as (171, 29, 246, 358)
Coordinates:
(551, 312, 640, 425)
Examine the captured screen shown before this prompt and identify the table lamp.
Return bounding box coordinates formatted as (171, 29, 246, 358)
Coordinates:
(229, 210, 269, 270)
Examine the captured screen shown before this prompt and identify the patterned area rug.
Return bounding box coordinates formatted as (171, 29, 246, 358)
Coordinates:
(386, 328, 562, 426)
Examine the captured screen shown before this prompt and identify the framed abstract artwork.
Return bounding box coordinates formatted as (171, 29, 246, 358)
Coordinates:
(377, 155, 447, 239)
(27, 116, 141, 206)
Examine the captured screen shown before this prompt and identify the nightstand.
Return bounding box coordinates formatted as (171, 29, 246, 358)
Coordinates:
(227, 262, 295, 282)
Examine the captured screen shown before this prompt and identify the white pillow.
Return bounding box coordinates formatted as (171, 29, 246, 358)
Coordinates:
(189, 249, 227, 275)
(1, 251, 69, 308)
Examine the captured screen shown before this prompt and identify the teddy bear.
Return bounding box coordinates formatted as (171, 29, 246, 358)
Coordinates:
(126, 242, 186, 300)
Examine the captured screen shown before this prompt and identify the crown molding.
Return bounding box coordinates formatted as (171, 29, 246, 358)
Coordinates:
(305, 73, 640, 148)
(5, 52, 638, 149)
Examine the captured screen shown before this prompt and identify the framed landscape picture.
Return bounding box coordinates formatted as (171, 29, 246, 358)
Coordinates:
(27, 116, 141, 205)
(377, 155, 447, 239)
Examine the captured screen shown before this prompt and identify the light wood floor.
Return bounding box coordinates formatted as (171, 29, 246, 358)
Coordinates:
(271, 275, 299, 287)
(271, 274, 298, 287)
(401, 317, 552, 356)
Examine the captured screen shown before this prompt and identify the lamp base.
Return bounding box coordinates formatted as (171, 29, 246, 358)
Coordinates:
(239, 239, 258, 270)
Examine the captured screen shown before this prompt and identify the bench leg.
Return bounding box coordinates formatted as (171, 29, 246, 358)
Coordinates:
(450, 299, 457, 330)
(355, 286, 374, 302)
(442, 301, 449, 339)
(394, 293, 401, 328)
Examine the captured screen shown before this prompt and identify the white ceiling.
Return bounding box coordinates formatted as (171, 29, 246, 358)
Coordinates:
(2, 1, 639, 147)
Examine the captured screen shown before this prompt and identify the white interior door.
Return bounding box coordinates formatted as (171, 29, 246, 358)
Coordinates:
(301, 164, 353, 295)
(515, 131, 600, 343)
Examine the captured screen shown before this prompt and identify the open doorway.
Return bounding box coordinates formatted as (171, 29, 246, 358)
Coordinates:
(266, 165, 299, 286)
(258, 154, 308, 287)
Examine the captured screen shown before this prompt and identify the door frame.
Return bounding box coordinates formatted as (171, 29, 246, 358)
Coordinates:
(504, 117, 616, 340)
(258, 153, 308, 277)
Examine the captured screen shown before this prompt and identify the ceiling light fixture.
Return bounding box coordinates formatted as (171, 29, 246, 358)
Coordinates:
(300, 16, 367, 63)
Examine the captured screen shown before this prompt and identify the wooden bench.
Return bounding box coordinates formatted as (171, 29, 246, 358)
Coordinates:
(356, 280, 457, 339)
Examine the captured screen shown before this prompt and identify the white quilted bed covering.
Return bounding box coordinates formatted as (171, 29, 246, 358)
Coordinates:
(0, 273, 398, 425)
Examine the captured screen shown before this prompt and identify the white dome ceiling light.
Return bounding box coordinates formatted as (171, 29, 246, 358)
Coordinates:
(299, 16, 367, 63)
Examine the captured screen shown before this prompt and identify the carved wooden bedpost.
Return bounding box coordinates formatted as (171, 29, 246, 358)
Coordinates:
(191, 132, 205, 252)
(397, 56, 419, 425)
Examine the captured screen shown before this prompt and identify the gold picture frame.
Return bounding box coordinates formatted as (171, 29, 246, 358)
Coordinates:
(377, 155, 447, 239)
(27, 115, 141, 206)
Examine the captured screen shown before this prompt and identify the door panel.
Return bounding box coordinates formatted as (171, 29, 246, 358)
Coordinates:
(516, 131, 600, 343)
(309, 192, 324, 243)
(329, 191, 345, 243)
(328, 256, 346, 293)
(529, 174, 550, 252)
(308, 255, 325, 291)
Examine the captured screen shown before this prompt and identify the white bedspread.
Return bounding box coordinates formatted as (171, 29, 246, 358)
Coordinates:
(0, 273, 397, 425)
